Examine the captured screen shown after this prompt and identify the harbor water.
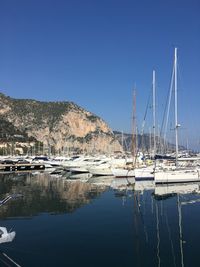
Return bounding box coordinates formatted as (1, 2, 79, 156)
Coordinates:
(0, 172, 200, 266)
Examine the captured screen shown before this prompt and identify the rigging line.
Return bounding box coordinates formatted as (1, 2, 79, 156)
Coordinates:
(164, 63, 175, 141)
(141, 88, 152, 135)
(159, 64, 175, 153)
(160, 62, 174, 136)
(140, 87, 152, 155)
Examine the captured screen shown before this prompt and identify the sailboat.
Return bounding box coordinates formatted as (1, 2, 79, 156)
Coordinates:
(154, 48, 200, 183)
(111, 90, 136, 178)
(134, 70, 156, 180)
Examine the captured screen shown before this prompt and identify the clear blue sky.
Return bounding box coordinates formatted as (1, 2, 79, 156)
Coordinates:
(0, 0, 199, 149)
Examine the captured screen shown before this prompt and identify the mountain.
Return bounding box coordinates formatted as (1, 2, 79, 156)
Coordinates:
(0, 93, 121, 154)
(114, 130, 160, 152)
(113, 131, 185, 153)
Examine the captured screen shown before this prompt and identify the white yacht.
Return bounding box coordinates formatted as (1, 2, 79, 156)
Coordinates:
(89, 157, 132, 176)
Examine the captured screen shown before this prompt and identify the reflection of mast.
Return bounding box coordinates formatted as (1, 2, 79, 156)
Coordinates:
(133, 191, 140, 266)
(0, 252, 21, 266)
(156, 202, 161, 267)
(177, 194, 184, 267)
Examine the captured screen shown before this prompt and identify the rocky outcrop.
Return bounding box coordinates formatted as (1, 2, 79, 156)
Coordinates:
(0, 93, 122, 154)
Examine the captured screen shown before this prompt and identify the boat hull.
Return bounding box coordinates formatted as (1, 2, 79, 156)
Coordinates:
(111, 168, 135, 178)
(134, 168, 154, 180)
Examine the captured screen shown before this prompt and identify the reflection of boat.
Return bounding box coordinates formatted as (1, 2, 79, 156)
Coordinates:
(154, 182, 200, 267)
(110, 177, 135, 190)
(155, 182, 200, 196)
(68, 173, 93, 180)
(134, 180, 155, 192)
(0, 227, 16, 244)
(88, 176, 114, 186)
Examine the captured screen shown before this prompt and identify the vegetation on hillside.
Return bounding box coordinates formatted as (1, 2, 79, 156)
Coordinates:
(0, 118, 35, 142)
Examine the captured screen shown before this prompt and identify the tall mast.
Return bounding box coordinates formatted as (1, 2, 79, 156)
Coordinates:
(174, 47, 179, 167)
(121, 130, 124, 151)
(132, 90, 136, 161)
(153, 70, 156, 158)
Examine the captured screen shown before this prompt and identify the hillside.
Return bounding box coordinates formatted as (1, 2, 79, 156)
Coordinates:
(0, 93, 121, 154)
(114, 131, 185, 154)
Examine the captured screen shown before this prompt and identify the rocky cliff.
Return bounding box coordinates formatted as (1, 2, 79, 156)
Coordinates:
(0, 93, 122, 154)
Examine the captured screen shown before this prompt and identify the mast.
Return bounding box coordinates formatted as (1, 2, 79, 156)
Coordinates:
(174, 47, 179, 167)
(121, 130, 124, 151)
(153, 70, 156, 158)
(149, 127, 152, 156)
(132, 90, 136, 163)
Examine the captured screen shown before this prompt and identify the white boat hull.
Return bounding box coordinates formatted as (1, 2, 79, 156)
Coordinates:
(134, 167, 154, 180)
(111, 168, 135, 178)
(89, 167, 112, 176)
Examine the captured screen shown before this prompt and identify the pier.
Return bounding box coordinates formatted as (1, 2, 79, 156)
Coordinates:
(0, 163, 45, 172)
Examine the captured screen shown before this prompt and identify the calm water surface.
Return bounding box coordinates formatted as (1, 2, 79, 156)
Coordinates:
(0, 172, 200, 267)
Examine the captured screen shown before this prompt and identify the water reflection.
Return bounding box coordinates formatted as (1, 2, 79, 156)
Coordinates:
(0, 172, 108, 218)
(153, 183, 200, 267)
(0, 172, 200, 266)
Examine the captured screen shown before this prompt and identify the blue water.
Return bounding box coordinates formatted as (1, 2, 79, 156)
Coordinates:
(0, 172, 200, 266)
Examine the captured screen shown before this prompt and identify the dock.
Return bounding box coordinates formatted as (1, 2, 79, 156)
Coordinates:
(0, 163, 45, 172)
